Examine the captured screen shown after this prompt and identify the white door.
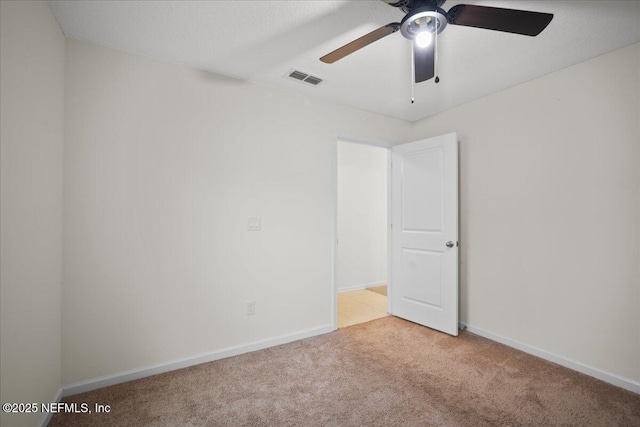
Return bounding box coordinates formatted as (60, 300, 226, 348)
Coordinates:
(390, 133, 459, 336)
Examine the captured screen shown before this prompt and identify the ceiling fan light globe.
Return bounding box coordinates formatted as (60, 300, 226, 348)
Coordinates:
(415, 31, 433, 48)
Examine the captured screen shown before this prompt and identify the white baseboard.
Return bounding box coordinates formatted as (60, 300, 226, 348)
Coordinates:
(459, 322, 640, 394)
(338, 281, 386, 293)
(61, 324, 335, 398)
(37, 387, 63, 427)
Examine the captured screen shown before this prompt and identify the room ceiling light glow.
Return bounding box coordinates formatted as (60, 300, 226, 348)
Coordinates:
(415, 31, 433, 48)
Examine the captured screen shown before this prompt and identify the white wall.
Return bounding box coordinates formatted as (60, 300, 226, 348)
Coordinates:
(5, 6, 633, 397)
(336, 141, 387, 291)
(407, 43, 640, 382)
(62, 39, 411, 384)
(0, 1, 65, 426)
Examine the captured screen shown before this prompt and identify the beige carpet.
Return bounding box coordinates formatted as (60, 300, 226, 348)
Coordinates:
(50, 317, 640, 426)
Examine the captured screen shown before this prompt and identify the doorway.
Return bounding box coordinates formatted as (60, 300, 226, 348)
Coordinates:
(335, 139, 390, 328)
(333, 133, 459, 335)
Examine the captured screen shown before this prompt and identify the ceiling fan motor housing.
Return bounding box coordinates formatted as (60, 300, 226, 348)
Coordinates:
(400, 6, 448, 41)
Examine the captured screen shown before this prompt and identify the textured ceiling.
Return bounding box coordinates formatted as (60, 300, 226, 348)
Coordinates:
(49, 0, 640, 122)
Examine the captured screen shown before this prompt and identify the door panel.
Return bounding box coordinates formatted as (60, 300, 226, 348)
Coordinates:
(401, 248, 442, 307)
(401, 147, 443, 232)
(391, 133, 458, 336)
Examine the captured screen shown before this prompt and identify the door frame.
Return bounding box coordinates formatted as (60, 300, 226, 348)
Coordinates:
(332, 135, 394, 330)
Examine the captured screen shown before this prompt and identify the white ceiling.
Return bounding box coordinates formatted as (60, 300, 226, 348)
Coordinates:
(49, 0, 640, 122)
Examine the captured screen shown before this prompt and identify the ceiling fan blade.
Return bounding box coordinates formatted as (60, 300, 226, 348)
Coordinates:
(414, 42, 434, 83)
(448, 4, 553, 36)
(320, 23, 400, 64)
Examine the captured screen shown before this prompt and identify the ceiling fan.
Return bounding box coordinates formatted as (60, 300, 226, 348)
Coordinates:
(320, 0, 553, 84)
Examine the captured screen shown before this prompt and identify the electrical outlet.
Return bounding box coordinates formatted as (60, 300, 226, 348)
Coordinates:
(247, 300, 256, 316)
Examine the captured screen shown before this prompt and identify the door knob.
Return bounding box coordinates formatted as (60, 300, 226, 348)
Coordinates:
(446, 241, 456, 248)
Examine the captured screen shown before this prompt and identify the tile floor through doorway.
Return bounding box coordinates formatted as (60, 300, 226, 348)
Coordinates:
(338, 286, 388, 328)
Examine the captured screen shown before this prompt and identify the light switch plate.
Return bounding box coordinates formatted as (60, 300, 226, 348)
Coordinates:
(247, 300, 256, 316)
(248, 217, 261, 231)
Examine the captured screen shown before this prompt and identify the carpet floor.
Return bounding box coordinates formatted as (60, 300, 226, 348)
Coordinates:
(50, 317, 640, 426)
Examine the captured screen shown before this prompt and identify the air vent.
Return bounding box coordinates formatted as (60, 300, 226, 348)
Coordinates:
(303, 76, 323, 85)
(285, 69, 324, 86)
(288, 70, 308, 81)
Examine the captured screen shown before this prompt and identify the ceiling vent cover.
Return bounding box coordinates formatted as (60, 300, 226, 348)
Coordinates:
(289, 70, 308, 81)
(286, 69, 324, 86)
(303, 75, 323, 85)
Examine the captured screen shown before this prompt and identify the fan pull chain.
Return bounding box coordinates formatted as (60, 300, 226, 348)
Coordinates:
(411, 41, 415, 103)
(434, 19, 440, 84)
